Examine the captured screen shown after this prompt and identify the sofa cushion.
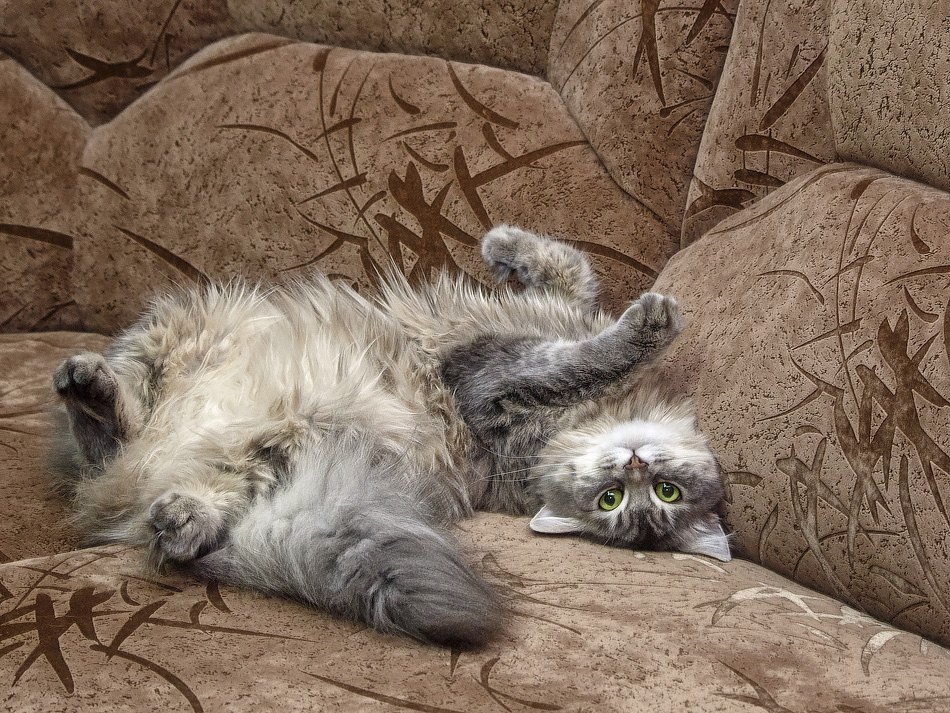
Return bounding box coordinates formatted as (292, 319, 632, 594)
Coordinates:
(0, 59, 85, 332)
(653, 163, 950, 646)
(683, 0, 950, 247)
(548, 0, 738, 235)
(0, 0, 559, 126)
(1, 517, 949, 712)
(0, 332, 110, 561)
(0, 0, 238, 124)
(682, 0, 836, 245)
(828, 0, 950, 193)
(70, 34, 675, 333)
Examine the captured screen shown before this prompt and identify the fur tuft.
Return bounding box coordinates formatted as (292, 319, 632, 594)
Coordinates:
(193, 435, 503, 648)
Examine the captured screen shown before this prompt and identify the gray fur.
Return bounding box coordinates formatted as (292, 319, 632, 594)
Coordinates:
(195, 430, 502, 647)
(51, 224, 730, 648)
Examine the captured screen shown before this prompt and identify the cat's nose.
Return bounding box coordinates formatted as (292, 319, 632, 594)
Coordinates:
(624, 454, 646, 470)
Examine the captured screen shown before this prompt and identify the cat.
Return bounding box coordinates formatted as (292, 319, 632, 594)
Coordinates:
(51, 225, 729, 648)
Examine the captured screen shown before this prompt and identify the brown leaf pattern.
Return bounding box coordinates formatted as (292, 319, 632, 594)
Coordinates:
(682, 0, 837, 245)
(0, 0, 560, 125)
(3, 330, 950, 708)
(549, 0, 739, 234)
(0, 526, 945, 711)
(68, 35, 674, 332)
(0, 62, 85, 333)
(655, 164, 950, 647)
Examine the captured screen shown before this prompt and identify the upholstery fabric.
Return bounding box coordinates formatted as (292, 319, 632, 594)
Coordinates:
(653, 164, 950, 647)
(828, 0, 950, 193)
(0, 0, 237, 124)
(682, 0, 837, 246)
(1, 518, 949, 712)
(0, 60, 85, 333)
(70, 34, 674, 333)
(227, 0, 559, 77)
(549, 0, 739, 235)
(4, 0, 950, 709)
(683, 0, 950, 246)
(0, 333, 110, 561)
(0, 0, 558, 126)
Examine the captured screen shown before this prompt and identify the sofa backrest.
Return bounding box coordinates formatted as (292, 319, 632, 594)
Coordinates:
(548, 0, 738, 234)
(827, 0, 950, 193)
(0, 0, 740, 334)
(685, 0, 950, 246)
(0, 0, 560, 126)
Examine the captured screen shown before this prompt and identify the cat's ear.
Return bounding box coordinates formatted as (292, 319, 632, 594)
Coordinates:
(678, 515, 732, 562)
(529, 506, 585, 534)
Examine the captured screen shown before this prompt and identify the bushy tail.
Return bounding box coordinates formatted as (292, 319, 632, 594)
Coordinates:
(193, 437, 502, 648)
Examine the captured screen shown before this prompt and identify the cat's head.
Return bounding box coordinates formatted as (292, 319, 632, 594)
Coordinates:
(530, 413, 731, 561)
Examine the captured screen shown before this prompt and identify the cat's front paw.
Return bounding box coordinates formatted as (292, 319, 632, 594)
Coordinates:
(148, 492, 225, 564)
(54, 353, 117, 404)
(618, 293, 682, 350)
(481, 225, 548, 285)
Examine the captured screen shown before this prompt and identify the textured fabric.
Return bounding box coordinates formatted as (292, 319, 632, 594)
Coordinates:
(71, 34, 674, 333)
(653, 164, 950, 646)
(828, 0, 950, 193)
(0, 0, 237, 124)
(228, 0, 559, 77)
(1, 520, 949, 712)
(0, 59, 85, 332)
(0, 0, 558, 126)
(682, 0, 837, 246)
(549, 0, 738, 235)
(0, 333, 110, 561)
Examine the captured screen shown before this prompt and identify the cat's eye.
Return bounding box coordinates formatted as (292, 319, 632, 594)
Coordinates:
(655, 482, 681, 503)
(598, 488, 623, 511)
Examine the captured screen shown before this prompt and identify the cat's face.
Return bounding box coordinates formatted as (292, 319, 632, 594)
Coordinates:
(530, 418, 731, 561)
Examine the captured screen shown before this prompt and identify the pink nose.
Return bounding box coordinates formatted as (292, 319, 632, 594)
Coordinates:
(624, 454, 645, 470)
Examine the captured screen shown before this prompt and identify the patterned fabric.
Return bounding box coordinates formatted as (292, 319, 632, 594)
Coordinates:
(0, 60, 85, 333)
(683, 0, 950, 247)
(549, 0, 739, 235)
(654, 164, 950, 647)
(682, 0, 837, 246)
(69, 34, 673, 333)
(227, 0, 559, 77)
(0, 0, 237, 124)
(828, 0, 950, 193)
(0, 0, 558, 126)
(0, 333, 110, 561)
(1, 521, 949, 712)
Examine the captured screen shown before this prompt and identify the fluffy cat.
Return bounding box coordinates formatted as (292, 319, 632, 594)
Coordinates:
(52, 226, 729, 648)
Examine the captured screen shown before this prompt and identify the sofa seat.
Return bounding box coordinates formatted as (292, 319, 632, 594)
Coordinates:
(2, 331, 949, 712)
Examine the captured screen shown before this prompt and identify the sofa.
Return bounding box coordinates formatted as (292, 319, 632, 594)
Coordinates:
(1, 0, 949, 710)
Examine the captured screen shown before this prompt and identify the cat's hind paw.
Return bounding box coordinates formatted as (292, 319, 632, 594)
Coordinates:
(148, 491, 226, 564)
(481, 225, 597, 308)
(54, 353, 117, 404)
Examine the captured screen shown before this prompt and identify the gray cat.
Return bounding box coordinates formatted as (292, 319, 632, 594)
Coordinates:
(52, 226, 729, 648)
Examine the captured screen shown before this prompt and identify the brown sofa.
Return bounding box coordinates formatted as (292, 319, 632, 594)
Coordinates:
(2, 0, 949, 710)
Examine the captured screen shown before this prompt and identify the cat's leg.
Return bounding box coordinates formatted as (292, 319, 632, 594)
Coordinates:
(444, 292, 681, 420)
(146, 465, 257, 565)
(193, 435, 502, 647)
(54, 352, 143, 465)
(481, 225, 599, 309)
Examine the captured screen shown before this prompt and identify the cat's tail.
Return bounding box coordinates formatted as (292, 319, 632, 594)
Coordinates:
(192, 437, 503, 648)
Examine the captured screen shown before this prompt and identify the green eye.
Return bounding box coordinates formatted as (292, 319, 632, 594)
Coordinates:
(598, 488, 623, 511)
(655, 482, 681, 503)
